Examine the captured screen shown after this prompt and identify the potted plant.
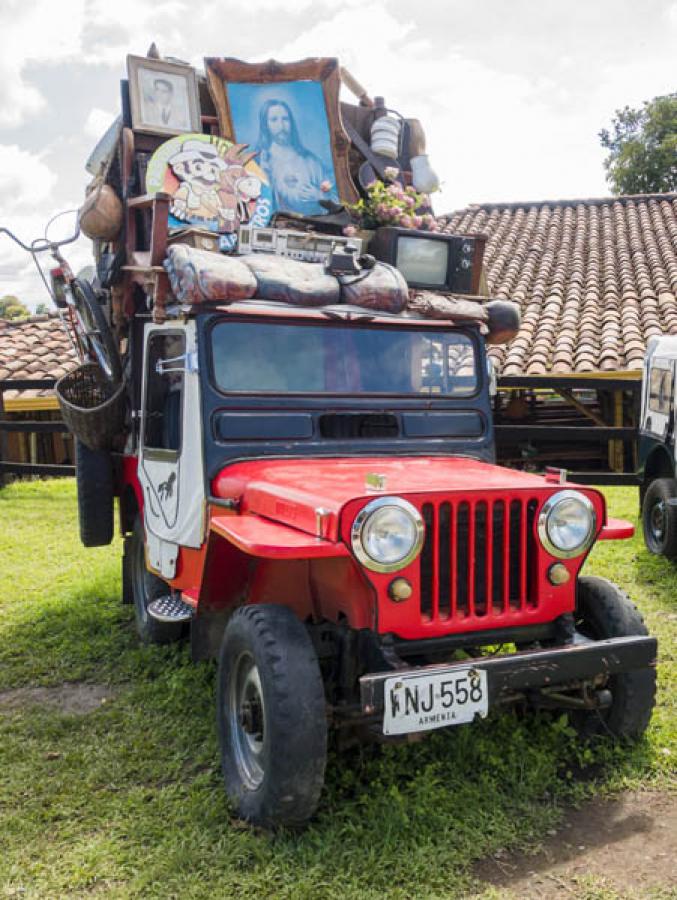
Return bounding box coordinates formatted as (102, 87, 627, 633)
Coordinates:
(344, 171, 440, 242)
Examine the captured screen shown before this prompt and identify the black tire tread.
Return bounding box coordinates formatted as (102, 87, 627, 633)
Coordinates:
(121, 534, 133, 604)
(642, 477, 677, 558)
(576, 576, 656, 739)
(130, 517, 184, 644)
(75, 439, 114, 547)
(217, 604, 327, 828)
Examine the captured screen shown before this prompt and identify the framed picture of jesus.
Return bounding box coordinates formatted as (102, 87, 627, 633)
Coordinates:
(205, 57, 358, 217)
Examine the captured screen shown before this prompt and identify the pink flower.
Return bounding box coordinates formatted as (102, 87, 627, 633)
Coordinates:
(383, 166, 399, 182)
(412, 215, 423, 228)
(387, 183, 404, 198)
(320, 180, 332, 193)
(404, 195, 416, 208)
(400, 214, 413, 228)
(343, 225, 357, 237)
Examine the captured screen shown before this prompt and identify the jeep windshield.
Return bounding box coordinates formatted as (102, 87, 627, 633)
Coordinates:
(210, 319, 478, 396)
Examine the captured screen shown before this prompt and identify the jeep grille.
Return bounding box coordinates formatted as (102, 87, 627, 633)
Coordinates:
(419, 497, 540, 621)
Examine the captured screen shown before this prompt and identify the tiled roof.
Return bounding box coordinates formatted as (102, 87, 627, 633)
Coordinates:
(0, 312, 77, 402)
(440, 192, 677, 376)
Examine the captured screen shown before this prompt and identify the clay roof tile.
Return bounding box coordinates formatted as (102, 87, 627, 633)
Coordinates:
(438, 191, 677, 374)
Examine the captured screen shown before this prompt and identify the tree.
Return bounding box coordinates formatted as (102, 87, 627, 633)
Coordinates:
(599, 93, 677, 195)
(0, 295, 30, 321)
(34, 302, 50, 315)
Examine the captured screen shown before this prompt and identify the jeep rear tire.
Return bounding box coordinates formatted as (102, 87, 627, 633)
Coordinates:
(574, 576, 656, 739)
(130, 517, 185, 644)
(75, 439, 114, 547)
(217, 604, 327, 828)
(642, 477, 677, 558)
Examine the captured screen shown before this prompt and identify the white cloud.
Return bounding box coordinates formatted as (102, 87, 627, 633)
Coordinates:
(0, 207, 91, 308)
(1, 0, 676, 303)
(269, 3, 676, 208)
(80, 0, 187, 65)
(0, 0, 86, 128)
(84, 107, 118, 140)
(0, 146, 57, 214)
(0, 79, 45, 130)
(268, 6, 575, 207)
(0, 0, 186, 129)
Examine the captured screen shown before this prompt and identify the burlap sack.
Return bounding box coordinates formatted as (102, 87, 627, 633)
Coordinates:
(79, 182, 123, 241)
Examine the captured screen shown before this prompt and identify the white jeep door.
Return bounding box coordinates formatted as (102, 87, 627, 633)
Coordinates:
(138, 321, 205, 579)
(642, 356, 675, 442)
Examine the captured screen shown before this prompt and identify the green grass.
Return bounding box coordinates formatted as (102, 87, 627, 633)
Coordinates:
(0, 480, 674, 899)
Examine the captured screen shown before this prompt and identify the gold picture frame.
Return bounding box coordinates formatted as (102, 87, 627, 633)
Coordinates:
(205, 57, 359, 215)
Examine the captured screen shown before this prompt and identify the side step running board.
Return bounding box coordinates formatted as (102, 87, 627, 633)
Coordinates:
(147, 595, 194, 624)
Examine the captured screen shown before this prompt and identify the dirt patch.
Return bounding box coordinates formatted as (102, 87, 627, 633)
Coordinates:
(0, 683, 115, 715)
(474, 790, 677, 898)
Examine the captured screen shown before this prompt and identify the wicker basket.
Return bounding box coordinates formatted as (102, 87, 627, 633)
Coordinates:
(56, 364, 127, 451)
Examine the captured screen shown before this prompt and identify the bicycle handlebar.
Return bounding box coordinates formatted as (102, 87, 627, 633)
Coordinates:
(0, 216, 81, 255)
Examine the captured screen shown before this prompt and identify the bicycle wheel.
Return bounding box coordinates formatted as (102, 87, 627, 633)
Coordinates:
(71, 279, 122, 383)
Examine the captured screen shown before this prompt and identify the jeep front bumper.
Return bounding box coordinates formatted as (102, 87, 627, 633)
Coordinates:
(360, 635, 657, 720)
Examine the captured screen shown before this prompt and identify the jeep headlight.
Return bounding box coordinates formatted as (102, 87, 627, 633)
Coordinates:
(538, 490, 596, 558)
(351, 497, 424, 573)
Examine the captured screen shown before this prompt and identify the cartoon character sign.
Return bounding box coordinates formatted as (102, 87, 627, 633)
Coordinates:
(146, 134, 273, 233)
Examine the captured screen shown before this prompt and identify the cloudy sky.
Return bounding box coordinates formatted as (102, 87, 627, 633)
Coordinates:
(0, 0, 675, 308)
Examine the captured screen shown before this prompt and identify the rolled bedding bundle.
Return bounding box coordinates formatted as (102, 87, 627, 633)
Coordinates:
(242, 254, 340, 306)
(339, 262, 408, 313)
(407, 292, 489, 326)
(407, 293, 521, 345)
(164, 244, 257, 304)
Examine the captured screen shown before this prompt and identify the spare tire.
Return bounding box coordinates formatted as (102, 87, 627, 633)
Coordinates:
(76, 439, 114, 547)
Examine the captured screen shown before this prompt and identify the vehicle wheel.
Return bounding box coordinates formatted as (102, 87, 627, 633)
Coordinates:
(130, 517, 184, 644)
(75, 439, 113, 547)
(217, 604, 328, 828)
(573, 576, 656, 739)
(642, 478, 677, 558)
(121, 534, 133, 604)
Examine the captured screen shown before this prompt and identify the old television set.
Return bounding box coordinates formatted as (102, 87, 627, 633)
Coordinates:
(370, 227, 486, 294)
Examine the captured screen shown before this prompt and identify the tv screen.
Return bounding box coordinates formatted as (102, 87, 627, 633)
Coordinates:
(396, 236, 448, 286)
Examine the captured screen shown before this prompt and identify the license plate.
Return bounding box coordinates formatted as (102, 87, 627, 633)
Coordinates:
(383, 667, 488, 735)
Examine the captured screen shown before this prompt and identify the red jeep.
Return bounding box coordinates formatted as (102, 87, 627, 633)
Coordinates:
(76, 298, 656, 828)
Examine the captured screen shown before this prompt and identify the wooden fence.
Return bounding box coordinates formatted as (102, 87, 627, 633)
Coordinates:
(0, 378, 75, 484)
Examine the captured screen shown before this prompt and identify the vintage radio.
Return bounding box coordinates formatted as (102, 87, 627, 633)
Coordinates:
(167, 227, 220, 253)
(369, 227, 486, 294)
(237, 225, 363, 265)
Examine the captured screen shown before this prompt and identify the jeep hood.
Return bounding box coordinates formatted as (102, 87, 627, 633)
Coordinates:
(211, 457, 555, 542)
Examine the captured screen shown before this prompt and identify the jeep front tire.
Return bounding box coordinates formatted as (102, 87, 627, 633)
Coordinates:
(217, 604, 327, 828)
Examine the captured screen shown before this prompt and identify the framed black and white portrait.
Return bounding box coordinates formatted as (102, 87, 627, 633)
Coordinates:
(127, 55, 201, 136)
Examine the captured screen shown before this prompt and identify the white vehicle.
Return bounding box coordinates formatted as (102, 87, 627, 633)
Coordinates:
(639, 335, 677, 557)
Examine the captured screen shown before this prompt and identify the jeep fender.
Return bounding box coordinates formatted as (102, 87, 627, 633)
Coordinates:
(190, 514, 376, 659)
